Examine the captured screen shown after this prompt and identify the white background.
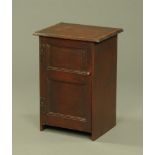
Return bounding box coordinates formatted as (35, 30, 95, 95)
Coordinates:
(143, 0, 155, 155)
(0, 0, 12, 155)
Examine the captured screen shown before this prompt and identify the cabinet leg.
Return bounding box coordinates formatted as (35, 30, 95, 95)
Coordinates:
(91, 122, 116, 140)
(40, 124, 46, 131)
(91, 133, 98, 141)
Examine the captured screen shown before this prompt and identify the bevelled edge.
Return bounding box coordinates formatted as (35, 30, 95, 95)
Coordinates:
(95, 28, 123, 43)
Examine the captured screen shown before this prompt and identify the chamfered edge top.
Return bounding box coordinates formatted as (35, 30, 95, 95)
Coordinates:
(33, 22, 123, 43)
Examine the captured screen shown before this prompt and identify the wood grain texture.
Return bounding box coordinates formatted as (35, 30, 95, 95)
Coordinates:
(35, 23, 123, 140)
(39, 37, 92, 133)
(34, 23, 123, 42)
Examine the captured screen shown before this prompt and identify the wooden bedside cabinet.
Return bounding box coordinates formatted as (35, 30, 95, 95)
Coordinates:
(34, 23, 123, 140)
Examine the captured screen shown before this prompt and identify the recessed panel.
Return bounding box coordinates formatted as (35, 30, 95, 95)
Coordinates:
(47, 79, 89, 118)
(46, 78, 91, 132)
(46, 44, 87, 71)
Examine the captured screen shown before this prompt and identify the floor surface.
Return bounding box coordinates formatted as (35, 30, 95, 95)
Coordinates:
(13, 86, 142, 155)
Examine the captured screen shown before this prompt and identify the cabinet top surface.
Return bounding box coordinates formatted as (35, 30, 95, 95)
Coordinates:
(34, 23, 123, 43)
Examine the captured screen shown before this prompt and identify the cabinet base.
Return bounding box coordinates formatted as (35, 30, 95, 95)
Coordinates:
(40, 124, 46, 131)
(40, 123, 116, 141)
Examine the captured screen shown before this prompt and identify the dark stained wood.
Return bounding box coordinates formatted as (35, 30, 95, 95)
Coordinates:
(91, 36, 117, 140)
(34, 23, 123, 140)
(34, 23, 123, 42)
(39, 37, 92, 133)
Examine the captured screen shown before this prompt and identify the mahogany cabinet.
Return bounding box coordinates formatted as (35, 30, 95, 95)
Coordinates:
(34, 23, 123, 140)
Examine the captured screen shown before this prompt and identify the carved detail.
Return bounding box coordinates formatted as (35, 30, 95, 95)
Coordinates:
(81, 49, 88, 71)
(47, 112, 87, 122)
(40, 44, 46, 64)
(40, 97, 47, 114)
(47, 66, 90, 76)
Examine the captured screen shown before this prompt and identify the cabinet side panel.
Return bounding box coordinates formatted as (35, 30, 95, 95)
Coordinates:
(92, 36, 117, 140)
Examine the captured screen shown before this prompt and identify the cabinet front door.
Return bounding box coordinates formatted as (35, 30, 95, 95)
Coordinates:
(40, 37, 92, 132)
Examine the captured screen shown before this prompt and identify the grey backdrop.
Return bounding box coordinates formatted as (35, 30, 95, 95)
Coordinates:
(13, 0, 142, 155)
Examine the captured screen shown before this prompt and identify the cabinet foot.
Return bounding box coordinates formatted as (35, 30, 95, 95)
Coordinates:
(40, 124, 46, 131)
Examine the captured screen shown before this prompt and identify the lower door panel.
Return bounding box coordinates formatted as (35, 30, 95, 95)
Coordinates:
(45, 71, 91, 132)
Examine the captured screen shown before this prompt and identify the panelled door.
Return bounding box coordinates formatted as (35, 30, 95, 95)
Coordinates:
(39, 37, 92, 132)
